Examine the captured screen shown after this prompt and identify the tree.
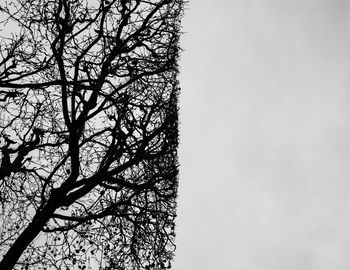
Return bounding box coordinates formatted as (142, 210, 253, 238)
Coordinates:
(0, 0, 184, 269)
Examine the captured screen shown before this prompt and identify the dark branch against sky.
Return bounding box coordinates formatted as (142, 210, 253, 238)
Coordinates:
(0, 0, 185, 269)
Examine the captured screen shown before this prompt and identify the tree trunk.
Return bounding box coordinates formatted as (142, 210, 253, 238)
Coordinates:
(0, 222, 42, 270)
(0, 196, 59, 270)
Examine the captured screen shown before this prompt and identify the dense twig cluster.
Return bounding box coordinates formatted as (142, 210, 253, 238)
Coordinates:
(0, 0, 184, 269)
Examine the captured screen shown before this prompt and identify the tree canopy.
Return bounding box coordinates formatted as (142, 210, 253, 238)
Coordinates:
(0, 0, 184, 269)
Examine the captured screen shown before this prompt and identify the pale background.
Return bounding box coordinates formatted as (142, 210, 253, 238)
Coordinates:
(174, 1, 350, 269)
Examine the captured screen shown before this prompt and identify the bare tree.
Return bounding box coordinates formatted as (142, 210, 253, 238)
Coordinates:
(0, 0, 184, 269)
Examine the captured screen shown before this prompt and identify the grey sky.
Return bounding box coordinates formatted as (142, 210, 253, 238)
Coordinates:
(174, 1, 350, 269)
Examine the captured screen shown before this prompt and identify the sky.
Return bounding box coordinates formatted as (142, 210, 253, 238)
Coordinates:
(174, 1, 350, 269)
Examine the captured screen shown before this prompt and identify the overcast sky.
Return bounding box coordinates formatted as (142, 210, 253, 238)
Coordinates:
(174, 1, 350, 269)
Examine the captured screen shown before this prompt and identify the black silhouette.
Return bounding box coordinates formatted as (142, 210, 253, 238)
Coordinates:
(0, 0, 185, 269)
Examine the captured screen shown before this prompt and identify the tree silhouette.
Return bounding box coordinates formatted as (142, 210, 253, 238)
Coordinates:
(0, 0, 184, 269)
